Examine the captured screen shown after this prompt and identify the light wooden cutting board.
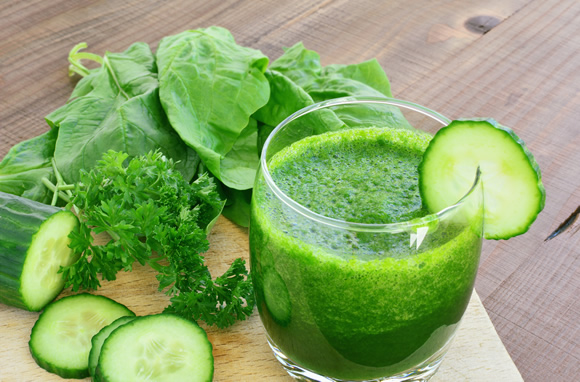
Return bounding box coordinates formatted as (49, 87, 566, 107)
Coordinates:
(0, 216, 522, 381)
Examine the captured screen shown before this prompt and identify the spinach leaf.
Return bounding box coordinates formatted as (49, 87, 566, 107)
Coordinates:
(254, 70, 317, 127)
(302, 59, 412, 130)
(254, 70, 345, 154)
(268, 42, 323, 87)
(157, 27, 270, 190)
(0, 129, 57, 204)
(46, 42, 198, 184)
(267, 42, 412, 130)
(217, 118, 260, 228)
(316, 59, 393, 99)
(220, 118, 260, 190)
(270, 42, 392, 98)
(257, 121, 276, 154)
(221, 186, 253, 228)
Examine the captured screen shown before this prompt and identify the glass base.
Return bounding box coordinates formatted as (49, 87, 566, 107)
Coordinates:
(268, 339, 448, 382)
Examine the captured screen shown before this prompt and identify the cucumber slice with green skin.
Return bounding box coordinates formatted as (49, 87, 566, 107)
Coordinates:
(88, 315, 137, 378)
(419, 119, 546, 240)
(29, 293, 135, 379)
(0, 191, 79, 311)
(95, 314, 214, 382)
(263, 267, 292, 327)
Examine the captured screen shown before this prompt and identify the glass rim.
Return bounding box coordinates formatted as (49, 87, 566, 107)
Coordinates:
(259, 96, 481, 233)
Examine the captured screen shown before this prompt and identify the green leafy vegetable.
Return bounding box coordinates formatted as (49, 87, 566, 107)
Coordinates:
(157, 26, 270, 190)
(0, 129, 58, 205)
(266, 42, 393, 98)
(267, 42, 323, 87)
(254, 69, 345, 134)
(254, 42, 412, 134)
(302, 59, 394, 101)
(47, 42, 199, 184)
(67, 42, 103, 77)
(62, 150, 253, 328)
(163, 257, 254, 327)
(220, 186, 253, 228)
(218, 118, 261, 191)
(0, 30, 408, 229)
(254, 70, 319, 128)
(266, 42, 412, 129)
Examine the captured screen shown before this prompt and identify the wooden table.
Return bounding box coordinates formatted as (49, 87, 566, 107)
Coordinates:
(0, 1, 578, 381)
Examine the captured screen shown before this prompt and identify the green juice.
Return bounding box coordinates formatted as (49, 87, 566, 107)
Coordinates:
(250, 127, 482, 380)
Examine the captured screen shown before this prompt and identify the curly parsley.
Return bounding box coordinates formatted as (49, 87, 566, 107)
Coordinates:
(60, 150, 254, 328)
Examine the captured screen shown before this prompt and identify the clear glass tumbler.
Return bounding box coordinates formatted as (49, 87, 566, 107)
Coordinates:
(250, 96, 483, 381)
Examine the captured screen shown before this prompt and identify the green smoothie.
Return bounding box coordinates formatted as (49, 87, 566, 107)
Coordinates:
(250, 126, 482, 380)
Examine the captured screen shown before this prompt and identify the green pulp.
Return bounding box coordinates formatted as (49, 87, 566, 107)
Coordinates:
(250, 127, 482, 380)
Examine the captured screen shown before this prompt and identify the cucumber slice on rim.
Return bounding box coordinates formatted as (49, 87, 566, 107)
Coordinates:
(419, 119, 545, 240)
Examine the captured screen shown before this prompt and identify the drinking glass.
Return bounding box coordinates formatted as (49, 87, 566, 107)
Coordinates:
(250, 96, 483, 381)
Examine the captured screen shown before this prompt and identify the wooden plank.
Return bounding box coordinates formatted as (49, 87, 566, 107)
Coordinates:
(0, 217, 522, 381)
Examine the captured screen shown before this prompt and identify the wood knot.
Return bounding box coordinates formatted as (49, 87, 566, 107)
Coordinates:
(465, 16, 501, 34)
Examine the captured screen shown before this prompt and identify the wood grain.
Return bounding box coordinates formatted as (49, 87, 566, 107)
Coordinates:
(0, 1, 578, 381)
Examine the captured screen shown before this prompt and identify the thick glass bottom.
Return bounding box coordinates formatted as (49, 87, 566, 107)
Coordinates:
(268, 338, 451, 382)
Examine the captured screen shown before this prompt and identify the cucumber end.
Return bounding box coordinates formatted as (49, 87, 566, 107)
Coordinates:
(20, 210, 80, 311)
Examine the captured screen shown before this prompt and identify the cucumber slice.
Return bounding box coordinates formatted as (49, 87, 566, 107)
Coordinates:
(0, 191, 79, 311)
(29, 293, 135, 379)
(419, 119, 545, 239)
(88, 316, 137, 378)
(263, 267, 292, 327)
(95, 314, 214, 382)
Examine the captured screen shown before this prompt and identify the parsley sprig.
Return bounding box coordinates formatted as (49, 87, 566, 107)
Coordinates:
(60, 150, 254, 328)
